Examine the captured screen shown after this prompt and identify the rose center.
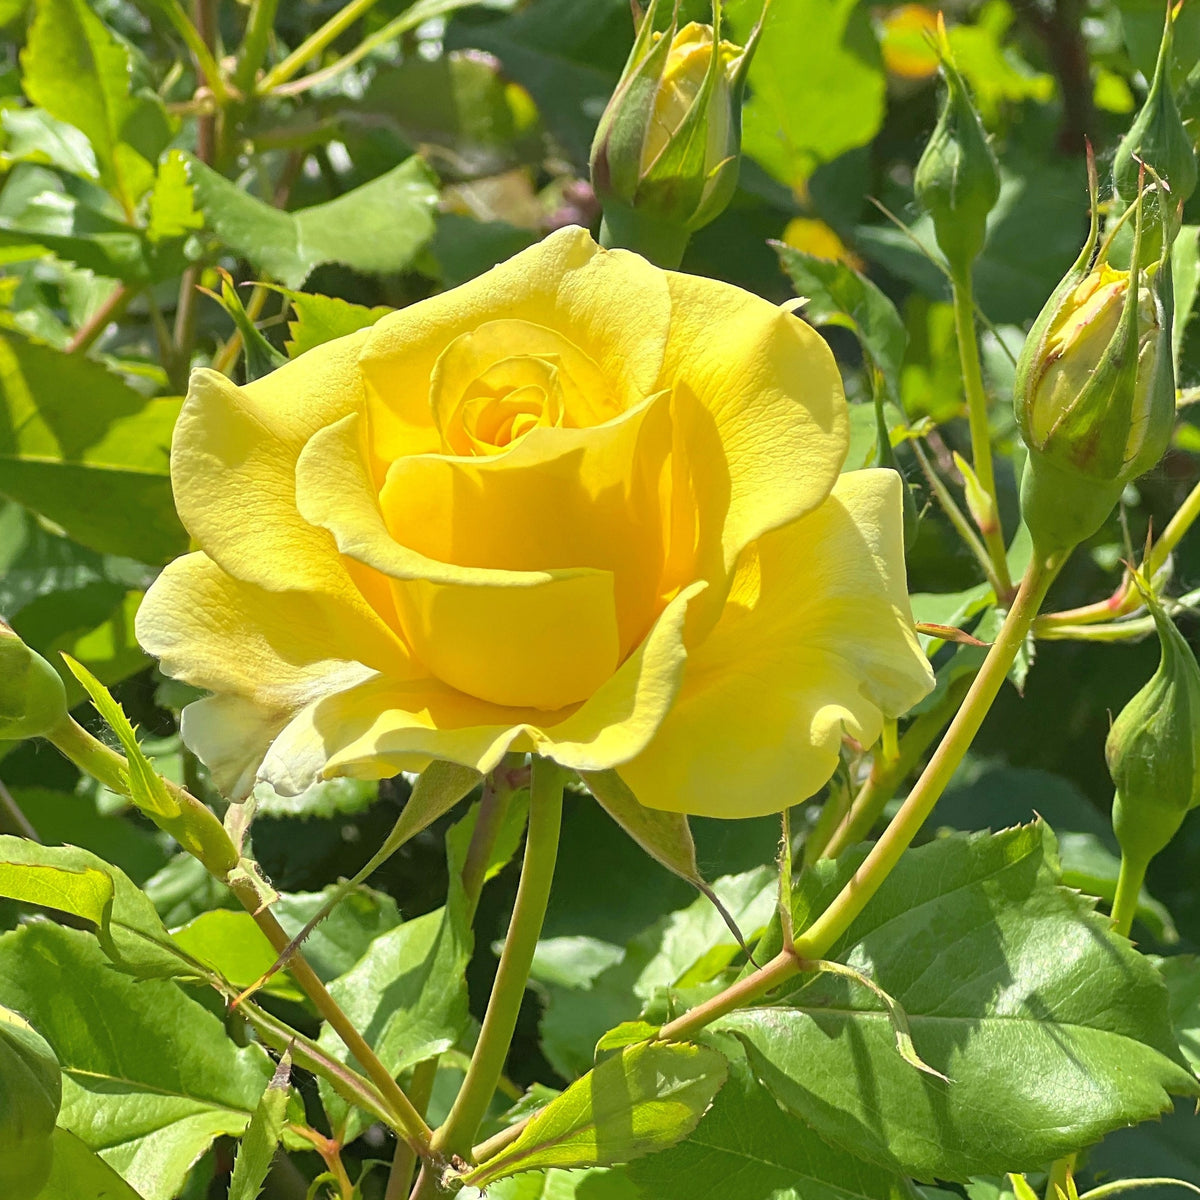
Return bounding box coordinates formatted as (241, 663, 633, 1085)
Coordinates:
(429, 318, 621, 456)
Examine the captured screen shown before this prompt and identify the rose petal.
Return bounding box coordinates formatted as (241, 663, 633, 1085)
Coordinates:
(659, 271, 849, 629)
(296, 412, 623, 709)
(135, 552, 404, 796)
(361, 226, 672, 468)
(378, 389, 674, 653)
(616, 470, 935, 818)
(257, 582, 704, 794)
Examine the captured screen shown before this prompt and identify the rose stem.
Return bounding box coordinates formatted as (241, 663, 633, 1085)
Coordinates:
(43, 715, 435, 1156)
(428, 757, 564, 1164)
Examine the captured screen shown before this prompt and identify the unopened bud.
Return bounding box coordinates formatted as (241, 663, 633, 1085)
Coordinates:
(590, 2, 760, 261)
(1014, 158, 1176, 552)
(1107, 586, 1200, 867)
(0, 1006, 60, 1196)
(1113, 7, 1196, 215)
(0, 620, 68, 741)
(913, 19, 1000, 280)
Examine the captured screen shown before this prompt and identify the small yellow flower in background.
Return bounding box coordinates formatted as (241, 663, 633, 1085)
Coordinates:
(782, 218, 864, 270)
(137, 228, 933, 819)
(879, 5, 940, 81)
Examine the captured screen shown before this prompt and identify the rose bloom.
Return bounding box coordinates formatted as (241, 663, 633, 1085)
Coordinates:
(137, 228, 933, 818)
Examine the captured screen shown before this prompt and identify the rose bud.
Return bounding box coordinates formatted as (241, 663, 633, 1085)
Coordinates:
(1108, 586, 1200, 870)
(1112, 5, 1196, 264)
(913, 17, 1000, 282)
(0, 1006, 60, 1197)
(1014, 159, 1176, 554)
(589, 0, 760, 265)
(0, 620, 68, 742)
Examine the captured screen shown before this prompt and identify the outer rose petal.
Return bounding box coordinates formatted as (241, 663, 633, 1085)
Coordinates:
(170, 346, 401, 638)
(617, 470, 935, 818)
(360, 226, 673, 465)
(660, 272, 849, 594)
(135, 552, 410, 795)
(257, 583, 704, 795)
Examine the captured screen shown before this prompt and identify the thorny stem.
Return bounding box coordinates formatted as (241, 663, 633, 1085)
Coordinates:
(911, 439, 1005, 598)
(235, 996, 395, 1129)
(43, 715, 434, 1157)
(822, 670, 975, 859)
(67, 285, 132, 355)
(258, 0, 386, 92)
(951, 270, 1014, 600)
(1037, 477, 1200, 631)
(228, 880, 435, 1154)
(608, 553, 1065, 1054)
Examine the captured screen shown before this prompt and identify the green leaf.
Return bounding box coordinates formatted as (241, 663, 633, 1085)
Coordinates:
(36, 1128, 145, 1199)
(627, 1044, 917, 1200)
(535, 868, 775, 1080)
(282, 291, 391, 358)
(0, 859, 113, 925)
(0, 332, 185, 563)
(63, 655, 179, 820)
(146, 149, 202, 243)
(315, 790, 477, 1143)
(0, 835, 188, 977)
(228, 1052, 290, 1200)
(0, 106, 99, 179)
(185, 155, 439, 289)
(1159, 954, 1200, 1076)
(0, 923, 273, 1200)
(7, 784, 166, 884)
(20, 0, 162, 210)
(171, 909, 305, 1003)
(462, 1166, 640, 1200)
(728, 0, 886, 188)
(463, 1041, 728, 1188)
(774, 241, 907, 400)
(719, 823, 1199, 1181)
(0, 177, 152, 282)
(318, 905, 472, 1140)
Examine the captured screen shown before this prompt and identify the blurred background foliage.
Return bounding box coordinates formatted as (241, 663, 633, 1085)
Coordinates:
(1, 0, 1200, 1194)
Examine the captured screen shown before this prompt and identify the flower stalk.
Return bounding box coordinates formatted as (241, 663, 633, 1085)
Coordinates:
(952, 271, 1013, 598)
(430, 757, 564, 1164)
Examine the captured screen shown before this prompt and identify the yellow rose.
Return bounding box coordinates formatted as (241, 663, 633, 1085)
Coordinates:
(136, 228, 933, 818)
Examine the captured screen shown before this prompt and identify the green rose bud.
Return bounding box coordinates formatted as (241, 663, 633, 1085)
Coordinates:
(0, 620, 68, 741)
(1113, 5, 1196, 264)
(590, 0, 760, 265)
(1014, 159, 1176, 553)
(0, 1006, 61, 1197)
(913, 18, 1000, 282)
(1107, 587, 1200, 868)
